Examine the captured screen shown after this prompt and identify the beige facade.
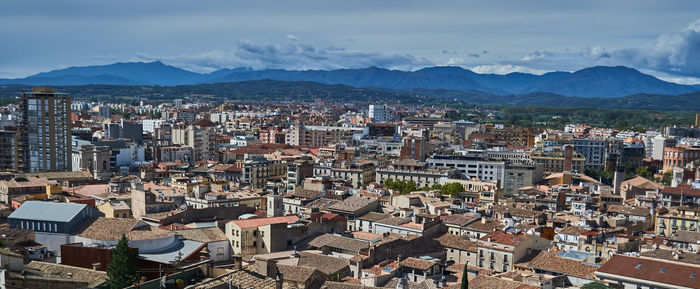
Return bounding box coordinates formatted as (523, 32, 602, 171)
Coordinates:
(285, 124, 366, 146)
(97, 201, 132, 218)
(171, 124, 217, 161)
(226, 221, 288, 256)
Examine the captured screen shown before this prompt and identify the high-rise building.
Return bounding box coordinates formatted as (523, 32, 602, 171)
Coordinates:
(18, 87, 72, 172)
(369, 104, 390, 123)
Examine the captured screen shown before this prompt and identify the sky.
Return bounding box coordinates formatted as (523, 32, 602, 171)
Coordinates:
(1, 0, 699, 83)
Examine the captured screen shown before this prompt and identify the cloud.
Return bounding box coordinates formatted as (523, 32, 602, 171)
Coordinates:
(134, 41, 433, 72)
(445, 58, 464, 65)
(470, 63, 549, 75)
(286, 34, 300, 41)
(594, 19, 700, 77)
(442, 50, 458, 55)
(582, 45, 610, 59)
(520, 51, 553, 61)
(468, 53, 480, 58)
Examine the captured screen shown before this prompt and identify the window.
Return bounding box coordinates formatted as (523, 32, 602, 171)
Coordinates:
(660, 268, 666, 273)
(634, 264, 642, 269)
(253, 241, 257, 247)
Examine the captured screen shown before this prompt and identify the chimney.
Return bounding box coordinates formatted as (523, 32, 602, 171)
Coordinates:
(481, 217, 487, 224)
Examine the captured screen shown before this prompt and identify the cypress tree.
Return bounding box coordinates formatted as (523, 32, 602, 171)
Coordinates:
(106, 234, 138, 289)
(460, 262, 469, 289)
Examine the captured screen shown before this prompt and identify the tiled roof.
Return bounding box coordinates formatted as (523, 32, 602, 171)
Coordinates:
(399, 257, 436, 270)
(26, 261, 107, 287)
(321, 281, 380, 289)
(298, 251, 350, 276)
(72, 217, 172, 241)
(230, 215, 299, 229)
(525, 251, 598, 279)
(308, 234, 369, 252)
(480, 230, 532, 246)
(661, 184, 700, 197)
(596, 255, 700, 288)
(466, 219, 504, 232)
(277, 264, 320, 283)
(329, 195, 377, 213)
(291, 189, 326, 199)
(357, 211, 391, 222)
(607, 204, 650, 216)
(441, 213, 478, 227)
(188, 269, 276, 289)
(175, 227, 228, 243)
(468, 275, 540, 289)
(559, 225, 589, 236)
(435, 233, 477, 252)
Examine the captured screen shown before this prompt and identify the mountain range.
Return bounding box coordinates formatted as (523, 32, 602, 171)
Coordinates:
(1, 61, 698, 98)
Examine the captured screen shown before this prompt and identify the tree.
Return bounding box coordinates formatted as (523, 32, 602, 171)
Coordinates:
(460, 262, 468, 289)
(662, 170, 673, 186)
(581, 282, 612, 289)
(106, 234, 138, 289)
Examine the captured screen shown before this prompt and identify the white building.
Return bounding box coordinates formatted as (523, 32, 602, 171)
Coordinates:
(369, 104, 390, 123)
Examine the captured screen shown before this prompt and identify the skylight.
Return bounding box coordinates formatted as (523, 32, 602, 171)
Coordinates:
(660, 268, 666, 273)
(634, 264, 641, 269)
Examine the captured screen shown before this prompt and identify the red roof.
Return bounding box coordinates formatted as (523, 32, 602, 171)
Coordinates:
(661, 184, 700, 197)
(597, 255, 700, 288)
(480, 230, 531, 246)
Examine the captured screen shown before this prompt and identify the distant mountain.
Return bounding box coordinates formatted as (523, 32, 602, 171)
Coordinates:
(0, 62, 697, 98)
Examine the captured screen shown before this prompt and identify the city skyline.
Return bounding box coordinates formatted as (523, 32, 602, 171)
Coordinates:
(1, 1, 699, 84)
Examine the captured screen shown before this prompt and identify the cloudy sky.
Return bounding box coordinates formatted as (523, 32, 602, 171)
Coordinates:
(1, 0, 699, 83)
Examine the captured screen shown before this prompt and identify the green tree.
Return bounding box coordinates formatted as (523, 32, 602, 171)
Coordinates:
(460, 262, 469, 289)
(442, 182, 466, 196)
(662, 170, 673, 186)
(106, 234, 138, 289)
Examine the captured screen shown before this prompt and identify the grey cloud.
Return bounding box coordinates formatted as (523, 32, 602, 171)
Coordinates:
(611, 19, 700, 76)
(521, 51, 553, 61)
(135, 41, 433, 72)
(582, 45, 610, 59)
(468, 53, 480, 58)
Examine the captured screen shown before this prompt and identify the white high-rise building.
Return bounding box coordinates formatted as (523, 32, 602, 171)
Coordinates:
(369, 104, 390, 123)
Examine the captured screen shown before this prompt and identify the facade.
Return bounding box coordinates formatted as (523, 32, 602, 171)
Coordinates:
(330, 162, 376, 189)
(171, 124, 217, 161)
(376, 168, 451, 188)
(531, 151, 586, 175)
(158, 145, 194, 163)
(0, 130, 20, 172)
(225, 216, 298, 255)
(285, 124, 367, 147)
(18, 87, 72, 172)
(97, 200, 132, 218)
(72, 144, 111, 180)
(663, 145, 700, 172)
(368, 104, 390, 123)
(427, 155, 506, 185)
(476, 230, 551, 273)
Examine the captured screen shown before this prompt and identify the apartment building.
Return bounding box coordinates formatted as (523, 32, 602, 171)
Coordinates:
(476, 229, 551, 273)
(285, 124, 367, 146)
(225, 215, 299, 255)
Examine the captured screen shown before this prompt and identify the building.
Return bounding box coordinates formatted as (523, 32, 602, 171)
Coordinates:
(531, 151, 586, 176)
(400, 136, 430, 161)
(103, 120, 143, 143)
(7, 201, 103, 253)
(158, 145, 193, 163)
(285, 124, 367, 147)
(0, 177, 57, 204)
(427, 155, 505, 185)
(595, 254, 700, 289)
(0, 130, 20, 172)
(437, 233, 478, 265)
(17, 87, 72, 172)
(368, 104, 390, 123)
(97, 200, 132, 218)
(476, 229, 551, 273)
(286, 159, 314, 193)
(225, 215, 299, 255)
(71, 145, 111, 180)
(376, 167, 452, 189)
(330, 162, 375, 189)
(171, 124, 217, 161)
(663, 145, 700, 172)
(656, 206, 700, 237)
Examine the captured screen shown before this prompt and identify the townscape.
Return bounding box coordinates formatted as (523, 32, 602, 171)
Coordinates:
(0, 86, 697, 289)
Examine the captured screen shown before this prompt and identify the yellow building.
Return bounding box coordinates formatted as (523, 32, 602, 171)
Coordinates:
(98, 200, 133, 218)
(656, 206, 700, 237)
